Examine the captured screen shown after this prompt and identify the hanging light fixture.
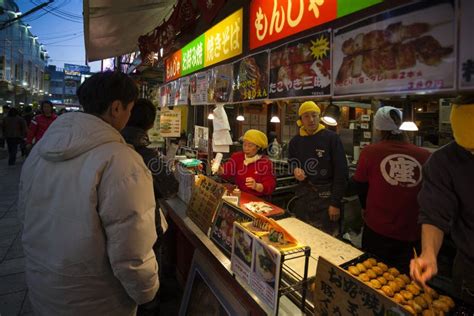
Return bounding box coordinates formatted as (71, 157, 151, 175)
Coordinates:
(399, 99, 419, 131)
(236, 105, 245, 121)
(321, 102, 340, 126)
(208, 112, 214, 120)
(270, 103, 280, 123)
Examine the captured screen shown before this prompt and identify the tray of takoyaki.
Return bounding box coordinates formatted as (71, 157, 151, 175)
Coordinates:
(341, 254, 473, 315)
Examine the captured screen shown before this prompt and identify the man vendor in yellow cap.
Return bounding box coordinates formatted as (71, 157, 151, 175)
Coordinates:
(288, 101, 348, 236)
(216, 129, 276, 198)
(410, 96, 474, 305)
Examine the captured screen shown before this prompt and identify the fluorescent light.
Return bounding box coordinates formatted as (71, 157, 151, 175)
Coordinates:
(19, 102, 24, 105)
(207, 113, 214, 120)
(270, 115, 280, 123)
(22, 81, 28, 86)
(322, 116, 337, 126)
(160, 48, 164, 58)
(6, 100, 12, 103)
(49, 93, 52, 96)
(399, 121, 419, 131)
(236, 115, 245, 121)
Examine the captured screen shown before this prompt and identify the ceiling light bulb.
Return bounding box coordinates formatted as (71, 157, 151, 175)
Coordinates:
(236, 115, 245, 121)
(207, 113, 214, 120)
(322, 116, 337, 126)
(270, 115, 280, 123)
(399, 121, 418, 131)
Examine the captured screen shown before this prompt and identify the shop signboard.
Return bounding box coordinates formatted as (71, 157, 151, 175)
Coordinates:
(165, 8, 243, 81)
(190, 71, 210, 105)
(232, 51, 269, 102)
(333, 1, 456, 96)
(159, 108, 181, 138)
(209, 64, 233, 103)
(249, 0, 382, 50)
(459, 0, 474, 90)
(269, 31, 331, 99)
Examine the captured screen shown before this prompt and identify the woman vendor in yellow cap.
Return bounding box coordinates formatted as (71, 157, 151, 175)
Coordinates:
(216, 129, 276, 197)
(411, 96, 474, 305)
(288, 101, 348, 236)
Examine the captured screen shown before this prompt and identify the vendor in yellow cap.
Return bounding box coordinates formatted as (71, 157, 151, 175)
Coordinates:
(288, 101, 348, 236)
(411, 96, 474, 305)
(216, 129, 276, 197)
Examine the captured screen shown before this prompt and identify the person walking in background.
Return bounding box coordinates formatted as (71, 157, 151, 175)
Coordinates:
(0, 105, 10, 149)
(25, 100, 57, 149)
(351, 106, 431, 268)
(2, 107, 27, 165)
(18, 72, 159, 315)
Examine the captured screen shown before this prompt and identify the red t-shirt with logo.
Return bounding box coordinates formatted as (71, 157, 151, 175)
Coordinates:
(353, 140, 431, 241)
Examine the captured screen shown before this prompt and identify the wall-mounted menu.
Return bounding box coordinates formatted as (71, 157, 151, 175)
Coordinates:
(334, 1, 455, 96)
(159, 108, 181, 138)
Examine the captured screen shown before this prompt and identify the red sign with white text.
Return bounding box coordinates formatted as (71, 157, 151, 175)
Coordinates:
(250, 0, 337, 50)
(165, 50, 182, 82)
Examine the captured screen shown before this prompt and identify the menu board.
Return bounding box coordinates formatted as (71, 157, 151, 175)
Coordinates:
(187, 175, 226, 234)
(210, 201, 254, 256)
(333, 1, 455, 96)
(314, 257, 410, 316)
(174, 77, 190, 105)
(231, 222, 281, 315)
(232, 51, 269, 102)
(269, 31, 331, 99)
(159, 108, 181, 138)
(190, 71, 210, 105)
(210, 64, 233, 103)
(459, 0, 474, 90)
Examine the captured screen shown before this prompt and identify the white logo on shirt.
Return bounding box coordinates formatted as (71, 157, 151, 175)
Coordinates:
(380, 154, 422, 187)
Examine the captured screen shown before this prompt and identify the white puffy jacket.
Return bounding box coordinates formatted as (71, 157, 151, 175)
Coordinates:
(18, 112, 159, 316)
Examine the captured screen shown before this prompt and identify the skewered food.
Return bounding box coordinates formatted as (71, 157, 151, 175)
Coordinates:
(377, 262, 388, 272)
(366, 269, 377, 279)
(359, 273, 370, 282)
(388, 267, 400, 277)
(381, 285, 394, 297)
(372, 266, 384, 276)
(383, 272, 395, 281)
(370, 279, 382, 289)
(377, 276, 387, 285)
(348, 266, 361, 276)
(356, 263, 367, 273)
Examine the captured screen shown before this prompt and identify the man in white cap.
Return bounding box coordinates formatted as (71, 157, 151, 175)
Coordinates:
(411, 97, 474, 304)
(351, 106, 430, 268)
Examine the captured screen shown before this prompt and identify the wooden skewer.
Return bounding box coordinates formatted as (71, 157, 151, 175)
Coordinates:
(413, 247, 435, 315)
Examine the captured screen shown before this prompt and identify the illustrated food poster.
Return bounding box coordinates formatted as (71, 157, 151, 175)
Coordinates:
(232, 51, 269, 102)
(174, 76, 190, 105)
(190, 71, 210, 105)
(159, 108, 181, 138)
(210, 64, 233, 103)
(333, 0, 455, 96)
(459, 0, 474, 90)
(269, 31, 331, 99)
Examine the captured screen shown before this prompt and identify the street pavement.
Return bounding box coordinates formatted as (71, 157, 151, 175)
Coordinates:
(0, 149, 32, 316)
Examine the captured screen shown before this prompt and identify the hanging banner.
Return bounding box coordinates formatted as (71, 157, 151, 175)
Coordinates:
(210, 64, 233, 103)
(182, 34, 205, 76)
(249, 0, 382, 50)
(190, 71, 210, 105)
(204, 8, 243, 67)
(333, 1, 456, 96)
(232, 51, 269, 102)
(269, 31, 331, 99)
(459, 0, 474, 90)
(174, 76, 190, 105)
(165, 50, 182, 82)
(160, 108, 181, 138)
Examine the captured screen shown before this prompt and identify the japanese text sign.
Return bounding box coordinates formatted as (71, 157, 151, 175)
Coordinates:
(232, 51, 269, 102)
(269, 31, 331, 99)
(333, 1, 455, 96)
(205, 8, 243, 67)
(182, 34, 205, 76)
(314, 257, 410, 316)
(165, 50, 182, 82)
(249, 0, 382, 50)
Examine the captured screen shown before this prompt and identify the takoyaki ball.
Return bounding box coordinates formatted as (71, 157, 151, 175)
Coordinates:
(372, 266, 384, 276)
(388, 267, 400, 277)
(432, 300, 449, 312)
(381, 285, 394, 297)
(410, 300, 423, 314)
(366, 269, 377, 279)
(355, 263, 367, 273)
(348, 266, 360, 276)
(421, 292, 433, 304)
(383, 272, 395, 281)
(438, 295, 455, 308)
(377, 262, 388, 272)
(400, 290, 414, 300)
(394, 277, 406, 288)
(370, 279, 382, 289)
(376, 276, 387, 285)
(414, 295, 428, 309)
(393, 293, 405, 304)
(388, 281, 401, 293)
(399, 274, 411, 284)
(358, 273, 370, 282)
(367, 258, 377, 266)
(406, 283, 421, 296)
(362, 259, 373, 269)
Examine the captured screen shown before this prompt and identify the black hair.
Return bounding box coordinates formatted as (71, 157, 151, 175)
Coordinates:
(126, 98, 156, 130)
(380, 109, 407, 141)
(40, 100, 53, 112)
(8, 107, 19, 117)
(76, 71, 139, 115)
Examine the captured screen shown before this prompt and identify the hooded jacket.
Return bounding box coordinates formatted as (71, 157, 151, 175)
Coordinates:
(18, 112, 159, 316)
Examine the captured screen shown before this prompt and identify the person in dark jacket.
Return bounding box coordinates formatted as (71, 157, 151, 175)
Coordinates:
(288, 101, 348, 236)
(2, 107, 27, 165)
(121, 98, 179, 315)
(410, 98, 474, 305)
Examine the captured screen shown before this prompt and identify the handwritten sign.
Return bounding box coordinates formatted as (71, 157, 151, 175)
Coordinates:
(314, 257, 410, 316)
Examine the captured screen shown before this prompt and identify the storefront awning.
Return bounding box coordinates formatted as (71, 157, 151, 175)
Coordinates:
(83, 0, 176, 62)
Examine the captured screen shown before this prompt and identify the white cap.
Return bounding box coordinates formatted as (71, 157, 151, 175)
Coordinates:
(374, 106, 403, 133)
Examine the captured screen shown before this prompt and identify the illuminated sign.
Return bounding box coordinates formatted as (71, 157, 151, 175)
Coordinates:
(249, 0, 382, 50)
(165, 8, 243, 81)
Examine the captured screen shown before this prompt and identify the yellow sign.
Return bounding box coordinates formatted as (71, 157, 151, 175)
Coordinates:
(204, 8, 243, 67)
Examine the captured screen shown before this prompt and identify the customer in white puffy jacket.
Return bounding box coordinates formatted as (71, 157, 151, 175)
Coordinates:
(18, 71, 159, 316)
